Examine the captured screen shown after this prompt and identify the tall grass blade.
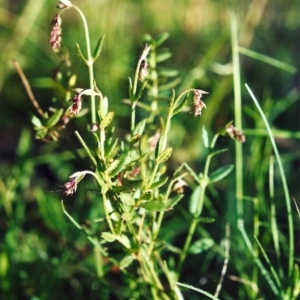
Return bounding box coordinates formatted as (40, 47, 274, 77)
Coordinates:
(245, 84, 294, 277)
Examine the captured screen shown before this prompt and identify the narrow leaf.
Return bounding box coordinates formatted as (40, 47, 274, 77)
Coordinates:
(156, 51, 172, 63)
(156, 147, 172, 164)
(150, 177, 168, 189)
(189, 186, 201, 214)
(101, 232, 116, 242)
(100, 111, 114, 129)
(155, 32, 170, 46)
(46, 109, 63, 128)
(119, 255, 135, 269)
(140, 201, 166, 212)
(189, 238, 214, 254)
(209, 164, 234, 184)
(93, 35, 105, 61)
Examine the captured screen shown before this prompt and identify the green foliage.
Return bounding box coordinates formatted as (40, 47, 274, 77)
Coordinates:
(1, 0, 300, 299)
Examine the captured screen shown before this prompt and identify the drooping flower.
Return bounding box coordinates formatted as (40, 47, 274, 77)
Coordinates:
(226, 124, 246, 143)
(63, 177, 77, 196)
(173, 179, 187, 194)
(50, 14, 62, 53)
(68, 93, 82, 115)
(192, 89, 208, 117)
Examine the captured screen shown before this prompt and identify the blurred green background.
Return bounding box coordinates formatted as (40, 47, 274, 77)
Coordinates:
(1, 0, 300, 299)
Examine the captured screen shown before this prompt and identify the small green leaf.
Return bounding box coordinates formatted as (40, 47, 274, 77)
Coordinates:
(68, 74, 77, 88)
(158, 67, 178, 77)
(116, 234, 131, 249)
(133, 119, 146, 136)
(31, 114, 42, 127)
(105, 159, 120, 175)
(166, 194, 183, 209)
(130, 134, 140, 146)
(121, 179, 144, 190)
(209, 164, 234, 184)
(202, 126, 209, 148)
(120, 193, 135, 206)
(173, 96, 188, 115)
(46, 109, 63, 128)
(109, 152, 129, 177)
(140, 200, 166, 212)
(140, 192, 152, 200)
(101, 232, 116, 242)
(156, 51, 172, 63)
(155, 32, 170, 46)
(159, 78, 181, 91)
(93, 35, 105, 61)
(100, 111, 114, 129)
(157, 147, 172, 164)
(189, 238, 214, 254)
(119, 255, 135, 269)
(143, 34, 153, 44)
(121, 212, 132, 221)
(104, 138, 118, 158)
(150, 177, 168, 189)
(189, 186, 201, 214)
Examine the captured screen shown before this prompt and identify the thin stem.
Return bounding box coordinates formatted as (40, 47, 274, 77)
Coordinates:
(229, 11, 244, 222)
(73, 5, 96, 124)
(75, 131, 97, 166)
(176, 217, 199, 277)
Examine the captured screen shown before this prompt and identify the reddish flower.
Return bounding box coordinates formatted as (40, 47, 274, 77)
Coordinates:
(226, 124, 246, 143)
(50, 14, 62, 53)
(63, 177, 77, 196)
(192, 89, 208, 117)
(68, 93, 82, 115)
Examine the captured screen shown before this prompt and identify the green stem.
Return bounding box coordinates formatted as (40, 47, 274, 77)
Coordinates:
(230, 11, 244, 222)
(75, 131, 97, 166)
(73, 5, 96, 124)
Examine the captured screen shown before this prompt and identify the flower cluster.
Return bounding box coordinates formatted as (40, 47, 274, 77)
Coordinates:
(226, 124, 246, 143)
(50, 15, 62, 53)
(192, 89, 208, 117)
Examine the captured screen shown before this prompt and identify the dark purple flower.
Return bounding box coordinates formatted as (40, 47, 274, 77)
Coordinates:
(68, 93, 82, 115)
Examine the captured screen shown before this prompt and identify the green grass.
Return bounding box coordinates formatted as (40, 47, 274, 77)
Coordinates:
(1, 0, 300, 299)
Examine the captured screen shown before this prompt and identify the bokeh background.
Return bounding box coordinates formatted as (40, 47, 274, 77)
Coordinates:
(1, 0, 300, 299)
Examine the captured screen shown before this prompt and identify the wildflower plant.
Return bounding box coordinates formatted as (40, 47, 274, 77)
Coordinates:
(19, 1, 251, 299)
